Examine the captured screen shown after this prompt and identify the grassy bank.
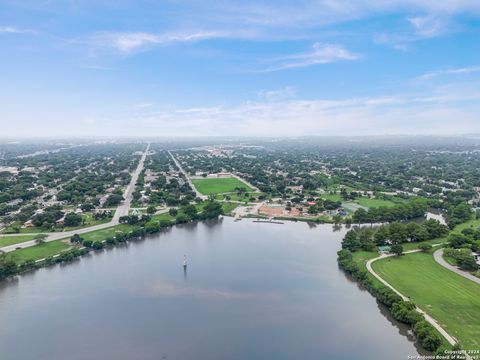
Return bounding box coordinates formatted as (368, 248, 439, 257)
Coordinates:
(372, 252, 480, 349)
(5, 241, 71, 263)
(0, 234, 41, 247)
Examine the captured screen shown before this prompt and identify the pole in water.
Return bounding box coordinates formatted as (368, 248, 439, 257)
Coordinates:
(183, 254, 187, 268)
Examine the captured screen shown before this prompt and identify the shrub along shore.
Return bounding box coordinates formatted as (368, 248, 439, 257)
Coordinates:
(337, 249, 448, 353)
(0, 201, 226, 281)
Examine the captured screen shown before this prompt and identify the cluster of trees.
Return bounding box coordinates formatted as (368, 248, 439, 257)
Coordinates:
(337, 249, 443, 352)
(306, 199, 342, 214)
(442, 228, 480, 271)
(342, 219, 449, 252)
(119, 214, 152, 226)
(444, 248, 478, 271)
(104, 193, 124, 207)
(64, 213, 82, 227)
(446, 202, 473, 229)
(352, 200, 428, 224)
(31, 206, 64, 228)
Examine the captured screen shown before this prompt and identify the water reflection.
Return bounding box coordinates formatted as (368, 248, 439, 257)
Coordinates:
(0, 218, 423, 360)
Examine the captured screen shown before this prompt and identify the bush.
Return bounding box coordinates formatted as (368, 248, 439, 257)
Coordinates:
(390, 244, 403, 256)
(413, 321, 443, 351)
(418, 244, 432, 252)
(82, 239, 93, 248)
(92, 241, 104, 250)
(375, 286, 402, 308)
(391, 301, 423, 325)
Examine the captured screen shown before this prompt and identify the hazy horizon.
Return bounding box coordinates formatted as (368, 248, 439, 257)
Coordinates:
(1, 1, 479, 136)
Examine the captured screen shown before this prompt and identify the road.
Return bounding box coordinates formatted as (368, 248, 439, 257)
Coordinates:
(230, 173, 261, 192)
(365, 248, 460, 349)
(168, 150, 207, 200)
(0, 144, 150, 253)
(433, 248, 480, 285)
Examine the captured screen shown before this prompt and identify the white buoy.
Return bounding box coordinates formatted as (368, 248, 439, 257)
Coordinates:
(183, 255, 187, 267)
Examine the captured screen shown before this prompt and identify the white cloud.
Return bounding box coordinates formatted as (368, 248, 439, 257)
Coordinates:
(408, 15, 446, 38)
(257, 86, 296, 101)
(83, 29, 257, 53)
(0, 26, 36, 35)
(418, 65, 480, 80)
(129, 90, 480, 137)
(258, 43, 359, 72)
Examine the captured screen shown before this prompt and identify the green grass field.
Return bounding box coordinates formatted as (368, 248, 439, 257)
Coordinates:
(372, 252, 480, 349)
(192, 177, 252, 195)
(80, 224, 134, 242)
(0, 234, 41, 247)
(5, 241, 71, 263)
(355, 197, 398, 208)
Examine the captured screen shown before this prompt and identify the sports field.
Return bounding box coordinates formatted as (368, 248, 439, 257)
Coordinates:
(372, 252, 480, 349)
(192, 177, 252, 195)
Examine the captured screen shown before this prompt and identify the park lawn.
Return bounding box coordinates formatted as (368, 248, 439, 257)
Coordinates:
(151, 212, 175, 222)
(320, 193, 343, 202)
(372, 252, 480, 349)
(80, 224, 134, 242)
(355, 197, 397, 208)
(221, 202, 238, 214)
(401, 238, 447, 251)
(192, 177, 251, 195)
(5, 241, 71, 263)
(351, 250, 384, 287)
(0, 234, 42, 247)
(451, 218, 480, 234)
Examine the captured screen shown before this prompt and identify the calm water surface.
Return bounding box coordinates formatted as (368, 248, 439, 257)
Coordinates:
(0, 218, 424, 360)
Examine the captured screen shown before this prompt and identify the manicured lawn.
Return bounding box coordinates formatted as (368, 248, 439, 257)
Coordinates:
(221, 202, 238, 214)
(0, 234, 41, 247)
(401, 238, 447, 251)
(151, 212, 175, 222)
(80, 224, 134, 242)
(192, 177, 251, 195)
(355, 197, 397, 208)
(320, 193, 343, 202)
(5, 241, 70, 263)
(372, 252, 480, 349)
(451, 219, 480, 234)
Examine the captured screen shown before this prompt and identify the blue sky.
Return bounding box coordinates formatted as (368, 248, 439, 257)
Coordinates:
(1, 0, 480, 137)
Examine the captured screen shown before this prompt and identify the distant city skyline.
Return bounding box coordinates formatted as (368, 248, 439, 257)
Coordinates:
(1, 0, 479, 137)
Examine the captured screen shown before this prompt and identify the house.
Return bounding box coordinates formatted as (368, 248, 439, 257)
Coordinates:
(23, 220, 34, 228)
(473, 252, 480, 266)
(7, 198, 23, 206)
(337, 209, 348, 217)
(378, 245, 391, 254)
(56, 216, 66, 226)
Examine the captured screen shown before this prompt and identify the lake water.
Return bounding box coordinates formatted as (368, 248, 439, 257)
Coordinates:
(0, 218, 425, 360)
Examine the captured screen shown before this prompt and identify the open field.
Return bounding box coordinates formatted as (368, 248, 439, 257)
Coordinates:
(192, 177, 252, 195)
(372, 252, 480, 349)
(451, 219, 480, 234)
(80, 224, 134, 242)
(5, 241, 71, 263)
(355, 197, 399, 208)
(0, 234, 41, 247)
